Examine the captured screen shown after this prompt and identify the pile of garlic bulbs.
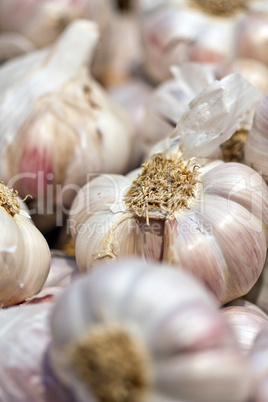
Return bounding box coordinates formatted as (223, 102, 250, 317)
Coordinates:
(2, 2, 268, 401)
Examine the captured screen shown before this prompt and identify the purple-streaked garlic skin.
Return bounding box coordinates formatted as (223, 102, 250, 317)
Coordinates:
(245, 255, 268, 316)
(245, 96, 268, 182)
(221, 299, 268, 355)
(0, 303, 74, 402)
(49, 258, 254, 402)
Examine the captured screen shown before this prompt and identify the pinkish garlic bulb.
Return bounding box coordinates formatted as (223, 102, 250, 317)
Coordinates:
(49, 258, 254, 402)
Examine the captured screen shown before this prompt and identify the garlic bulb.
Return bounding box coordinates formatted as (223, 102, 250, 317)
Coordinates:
(244, 95, 268, 182)
(0, 181, 51, 307)
(141, 61, 268, 158)
(0, 20, 136, 232)
(0, 302, 74, 402)
(49, 258, 253, 402)
(221, 299, 268, 355)
(0, 0, 113, 79)
(136, 0, 246, 83)
(235, 11, 268, 67)
(69, 73, 268, 305)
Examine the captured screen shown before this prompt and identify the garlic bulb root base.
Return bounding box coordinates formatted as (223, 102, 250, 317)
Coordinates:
(68, 323, 150, 402)
(124, 150, 200, 225)
(0, 180, 22, 216)
(189, 0, 249, 17)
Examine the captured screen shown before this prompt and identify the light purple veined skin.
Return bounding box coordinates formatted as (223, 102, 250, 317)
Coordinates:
(221, 299, 268, 355)
(245, 96, 268, 182)
(49, 258, 254, 402)
(0, 303, 75, 402)
(71, 158, 268, 306)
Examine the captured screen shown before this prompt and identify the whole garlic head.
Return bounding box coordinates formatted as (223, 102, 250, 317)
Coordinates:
(0, 181, 51, 307)
(49, 258, 254, 402)
(69, 73, 267, 305)
(0, 20, 136, 230)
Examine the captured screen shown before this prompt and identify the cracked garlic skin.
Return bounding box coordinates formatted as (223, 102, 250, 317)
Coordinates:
(49, 258, 253, 402)
(0, 181, 51, 307)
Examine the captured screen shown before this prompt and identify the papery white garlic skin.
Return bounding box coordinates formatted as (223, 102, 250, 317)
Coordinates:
(221, 299, 268, 355)
(249, 323, 268, 401)
(245, 96, 268, 182)
(245, 255, 268, 315)
(49, 258, 253, 402)
(0, 203, 51, 307)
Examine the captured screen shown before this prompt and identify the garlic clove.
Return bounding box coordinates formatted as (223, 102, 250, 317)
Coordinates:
(75, 210, 165, 272)
(163, 192, 267, 305)
(221, 299, 268, 355)
(69, 174, 132, 241)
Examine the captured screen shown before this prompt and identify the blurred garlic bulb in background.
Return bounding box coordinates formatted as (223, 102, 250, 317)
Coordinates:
(0, 20, 137, 232)
(0, 181, 51, 307)
(141, 61, 268, 158)
(250, 323, 268, 402)
(136, 0, 268, 83)
(0, 302, 74, 402)
(69, 74, 268, 305)
(245, 96, 268, 182)
(221, 299, 268, 355)
(235, 8, 268, 67)
(49, 258, 254, 402)
(0, 0, 113, 79)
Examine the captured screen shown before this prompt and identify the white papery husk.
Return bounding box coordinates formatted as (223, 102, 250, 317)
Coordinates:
(0, 302, 74, 402)
(0, 0, 113, 79)
(0, 20, 137, 232)
(245, 95, 268, 183)
(49, 258, 254, 402)
(221, 299, 268, 355)
(69, 73, 268, 305)
(245, 254, 268, 315)
(141, 61, 268, 157)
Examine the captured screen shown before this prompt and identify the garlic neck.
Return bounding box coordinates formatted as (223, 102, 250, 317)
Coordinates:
(124, 151, 201, 224)
(68, 323, 150, 402)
